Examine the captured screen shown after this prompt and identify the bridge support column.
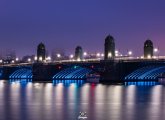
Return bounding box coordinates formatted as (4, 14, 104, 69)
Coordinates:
(100, 60, 123, 83)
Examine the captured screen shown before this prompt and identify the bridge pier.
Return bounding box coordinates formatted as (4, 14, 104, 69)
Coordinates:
(32, 63, 63, 82)
(100, 60, 123, 83)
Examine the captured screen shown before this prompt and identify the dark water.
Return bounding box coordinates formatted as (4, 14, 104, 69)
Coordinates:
(0, 80, 165, 120)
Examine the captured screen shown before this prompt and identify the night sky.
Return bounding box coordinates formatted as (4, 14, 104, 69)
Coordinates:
(0, 0, 165, 57)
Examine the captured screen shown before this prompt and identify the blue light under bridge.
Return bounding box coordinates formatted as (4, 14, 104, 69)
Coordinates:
(9, 68, 32, 79)
(52, 66, 93, 80)
(125, 65, 165, 81)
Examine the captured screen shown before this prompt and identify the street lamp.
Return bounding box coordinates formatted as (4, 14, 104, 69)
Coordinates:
(147, 55, 151, 59)
(154, 48, 158, 53)
(70, 54, 74, 59)
(57, 54, 61, 58)
(11, 60, 15, 64)
(28, 58, 31, 62)
(34, 56, 37, 61)
(115, 50, 119, 57)
(16, 58, 19, 61)
(96, 53, 101, 57)
(108, 52, 112, 58)
(154, 48, 159, 58)
(101, 53, 104, 57)
(115, 50, 119, 54)
(83, 52, 87, 56)
(46, 56, 51, 61)
(39, 57, 42, 61)
(128, 51, 133, 56)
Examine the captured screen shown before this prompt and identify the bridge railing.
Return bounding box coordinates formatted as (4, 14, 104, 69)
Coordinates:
(1, 56, 165, 66)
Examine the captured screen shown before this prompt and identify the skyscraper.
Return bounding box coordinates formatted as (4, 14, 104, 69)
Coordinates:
(104, 35, 115, 60)
(37, 43, 46, 62)
(144, 39, 153, 58)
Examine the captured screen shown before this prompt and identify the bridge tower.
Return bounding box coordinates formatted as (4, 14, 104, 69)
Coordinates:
(144, 39, 153, 58)
(75, 46, 83, 60)
(104, 35, 115, 60)
(37, 42, 46, 62)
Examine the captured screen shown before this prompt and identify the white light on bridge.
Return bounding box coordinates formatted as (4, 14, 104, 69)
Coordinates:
(83, 52, 87, 56)
(108, 52, 112, 58)
(147, 55, 151, 59)
(0, 60, 2, 63)
(46, 56, 51, 61)
(128, 51, 133, 56)
(115, 50, 119, 54)
(96, 53, 101, 57)
(11, 60, 15, 63)
(77, 58, 81, 61)
(16, 58, 19, 61)
(70, 54, 74, 59)
(154, 48, 158, 53)
(28, 58, 31, 62)
(57, 54, 61, 58)
(39, 57, 42, 61)
(34, 56, 37, 61)
(101, 53, 104, 57)
(153, 56, 157, 59)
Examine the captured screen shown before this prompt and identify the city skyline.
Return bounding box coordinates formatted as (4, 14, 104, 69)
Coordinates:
(0, 0, 165, 57)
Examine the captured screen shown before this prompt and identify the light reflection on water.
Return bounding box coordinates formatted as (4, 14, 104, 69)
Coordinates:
(0, 80, 165, 120)
(124, 81, 160, 86)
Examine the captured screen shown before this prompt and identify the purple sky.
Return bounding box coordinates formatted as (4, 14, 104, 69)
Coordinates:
(0, 0, 165, 57)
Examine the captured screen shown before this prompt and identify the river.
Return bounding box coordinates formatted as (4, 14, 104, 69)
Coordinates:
(0, 80, 164, 120)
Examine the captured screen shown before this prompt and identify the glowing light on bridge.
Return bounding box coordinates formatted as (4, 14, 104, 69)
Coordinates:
(11, 60, 15, 63)
(147, 55, 151, 59)
(96, 53, 101, 57)
(108, 52, 112, 58)
(115, 50, 119, 54)
(28, 58, 31, 62)
(34, 56, 37, 61)
(115, 50, 119, 57)
(70, 54, 74, 59)
(152, 56, 157, 59)
(154, 48, 158, 52)
(77, 58, 81, 61)
(16, 58, 19, 61)
(57, 54, 61, 58)
(83, 52, 87, 56)
(39, 57, 43, 61)
(128, 51, 133, 56)
(46, 56, 51, 61)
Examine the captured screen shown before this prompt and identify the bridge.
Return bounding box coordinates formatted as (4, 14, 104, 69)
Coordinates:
(0, 35, 164, 83)
(0, 58, 165, 83)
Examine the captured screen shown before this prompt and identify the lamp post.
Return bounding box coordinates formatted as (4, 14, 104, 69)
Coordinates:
(28, 58, 31, 63)
(70, 54, 74, 59)
(128, 51, 132, 56)
(154, 48, 159, 59)
(128, 50, 133, 60)
(83, 52, 87, 59)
